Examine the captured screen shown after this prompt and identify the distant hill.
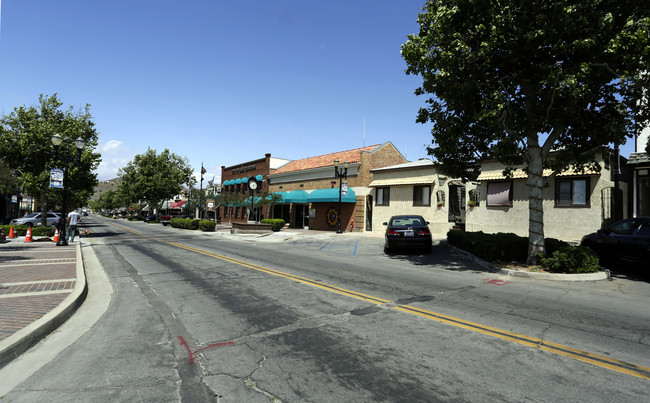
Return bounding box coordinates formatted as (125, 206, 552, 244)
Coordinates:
(91, 177, 122, 201)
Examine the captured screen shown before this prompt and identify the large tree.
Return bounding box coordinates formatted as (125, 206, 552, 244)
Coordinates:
(402, 0, 650, 263)
(0, 94, 101, 225)
(118, 148, 193, 216)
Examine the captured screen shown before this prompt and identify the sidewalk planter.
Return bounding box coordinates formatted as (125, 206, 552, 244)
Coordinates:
(231, 222, 273, 234)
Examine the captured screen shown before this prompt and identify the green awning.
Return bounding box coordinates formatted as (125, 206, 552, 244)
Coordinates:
(284, 190, 309, 204)
(308, 187, 356, 203)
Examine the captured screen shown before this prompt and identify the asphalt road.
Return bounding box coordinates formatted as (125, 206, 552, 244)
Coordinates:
(2, 216, 649, 402)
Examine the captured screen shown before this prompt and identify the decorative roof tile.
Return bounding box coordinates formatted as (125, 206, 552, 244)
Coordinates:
(272, 144, 381, 174)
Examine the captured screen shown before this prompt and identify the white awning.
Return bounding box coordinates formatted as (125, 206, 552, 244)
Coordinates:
(368, 176, 437, 187)
(477, 167, 600, 181)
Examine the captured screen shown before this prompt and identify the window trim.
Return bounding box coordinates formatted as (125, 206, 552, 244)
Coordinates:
(555, 177, 590, 207)
(376, 187, 390, 206)
(413, 185, 432, 207)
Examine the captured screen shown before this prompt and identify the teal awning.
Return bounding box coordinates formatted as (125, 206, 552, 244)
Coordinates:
(284, 190, 309, 204)
(308, 187, 356, 203)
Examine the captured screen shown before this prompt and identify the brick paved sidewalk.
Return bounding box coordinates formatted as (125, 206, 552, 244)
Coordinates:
(0, 241, 77, 343)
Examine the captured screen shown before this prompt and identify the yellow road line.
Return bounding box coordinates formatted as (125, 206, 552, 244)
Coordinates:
(160, 239, 650, 381)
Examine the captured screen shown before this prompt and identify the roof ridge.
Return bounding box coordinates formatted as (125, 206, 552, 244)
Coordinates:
(291, 144, 382, 162)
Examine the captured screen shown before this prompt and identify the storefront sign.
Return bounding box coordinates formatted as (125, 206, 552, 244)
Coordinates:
(232, 165, 256, 175)
(207, 199, 215, 211)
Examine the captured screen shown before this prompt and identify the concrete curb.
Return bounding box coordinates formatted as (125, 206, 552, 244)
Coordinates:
(445, 241, 610, 281)
(0, 242, 88, 369)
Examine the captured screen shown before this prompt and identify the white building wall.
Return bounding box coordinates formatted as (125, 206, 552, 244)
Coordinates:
(466, 161, 626, 243)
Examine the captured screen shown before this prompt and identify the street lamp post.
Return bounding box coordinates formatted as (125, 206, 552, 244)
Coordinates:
(51, 134, 85, 246)
(333, 159, 348, 234)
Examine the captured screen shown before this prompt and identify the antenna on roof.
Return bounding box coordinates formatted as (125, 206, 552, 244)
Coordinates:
(363, 117, 366, 147)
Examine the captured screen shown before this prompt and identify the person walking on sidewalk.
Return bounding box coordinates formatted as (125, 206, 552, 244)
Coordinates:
(66, 210, 82, 242)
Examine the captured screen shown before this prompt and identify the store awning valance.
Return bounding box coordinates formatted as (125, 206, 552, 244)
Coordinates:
(308, 188, 356, 203)
(283, 190, 309, 204)
(169, 201, 186, 208)
(368, 176, 437, 187)
(477, 166, 600, 181)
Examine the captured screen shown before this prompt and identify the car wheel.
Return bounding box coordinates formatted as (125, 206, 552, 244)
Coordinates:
(423, 244, 432, 254)
(26, 222, 33, 228)
(162, 223, 168, 226)
(384, 242, 392, 254)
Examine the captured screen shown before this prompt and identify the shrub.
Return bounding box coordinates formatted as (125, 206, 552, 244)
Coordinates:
(1, 225, 54, 237)
(446, 231, 570, 263)
(261, 218, 285, 232)
(170, 218, 200, 230)
(198, 220, 216, 232)
(539, 246, 600, 273)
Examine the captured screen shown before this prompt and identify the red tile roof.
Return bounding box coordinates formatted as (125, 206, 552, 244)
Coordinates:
(273, 144, 382, 174)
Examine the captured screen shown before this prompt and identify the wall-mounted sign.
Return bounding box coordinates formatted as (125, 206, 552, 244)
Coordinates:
(207, 199, 215, 211)
(232, 165, 256, 175)
(50, 168, 64, 189)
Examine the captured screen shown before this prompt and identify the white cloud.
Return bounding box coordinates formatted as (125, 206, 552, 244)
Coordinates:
(94, 140, 134, 181)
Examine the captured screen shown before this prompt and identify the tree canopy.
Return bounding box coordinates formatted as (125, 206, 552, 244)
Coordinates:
(117, 148, 193, 214)
(0, 94, 101, 222)
(402, 0, 649, 262)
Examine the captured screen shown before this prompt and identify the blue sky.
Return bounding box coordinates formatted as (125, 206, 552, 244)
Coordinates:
(0, 1, 638, 184)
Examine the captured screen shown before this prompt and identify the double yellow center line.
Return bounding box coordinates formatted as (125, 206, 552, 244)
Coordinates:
(163, 240, 650, 381)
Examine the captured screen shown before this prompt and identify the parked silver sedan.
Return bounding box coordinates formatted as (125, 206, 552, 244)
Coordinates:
(10, 212, 62, 228)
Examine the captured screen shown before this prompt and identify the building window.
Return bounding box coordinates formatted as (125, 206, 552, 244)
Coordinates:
(556, 178, 590, 207)
(413, 185, 431, 206)
(486, 181, 512, 207)
(376, 187, 390, 206)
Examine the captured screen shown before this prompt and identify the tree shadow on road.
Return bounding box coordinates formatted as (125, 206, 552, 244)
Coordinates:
(383, 241, 499, 274)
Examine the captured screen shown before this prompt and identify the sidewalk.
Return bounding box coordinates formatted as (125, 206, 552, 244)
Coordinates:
(0, 238, 86, 369)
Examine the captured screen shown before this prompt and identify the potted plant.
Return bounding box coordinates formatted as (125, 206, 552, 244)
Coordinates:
(437, 201, 444, 208)
(468, 200, 477, 208)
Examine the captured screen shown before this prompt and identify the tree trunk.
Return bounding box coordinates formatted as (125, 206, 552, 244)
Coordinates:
(526, 146, 546, 264)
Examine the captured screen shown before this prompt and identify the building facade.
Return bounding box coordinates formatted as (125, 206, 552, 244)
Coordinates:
(368, 159, 475, 237)
(219, 154, 291, 224)
(267, 143, 406, 231)
(466, 155, 627, 242)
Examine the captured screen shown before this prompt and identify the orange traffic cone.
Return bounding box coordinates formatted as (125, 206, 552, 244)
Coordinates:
(9, 226, 16, 239)
(53, 228, 60, 242)
(24, 227, 33, 242)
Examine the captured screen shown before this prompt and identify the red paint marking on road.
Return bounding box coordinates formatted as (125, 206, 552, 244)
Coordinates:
(178, 336, 235, 364)
(482, 279, 511, 285)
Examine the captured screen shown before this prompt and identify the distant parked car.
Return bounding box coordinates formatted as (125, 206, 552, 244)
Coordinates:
(383, 215, 432, 253)
(581, 217, 650, 270)
(10, 212, 62, 228)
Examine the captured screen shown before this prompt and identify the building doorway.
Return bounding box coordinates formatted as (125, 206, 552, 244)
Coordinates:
(293, 204, 309, 229)
(448, 182, 466, 226)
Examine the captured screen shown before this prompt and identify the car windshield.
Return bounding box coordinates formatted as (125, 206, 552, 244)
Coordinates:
(23, 213, 39, 218)
(390, 216, 425, 226)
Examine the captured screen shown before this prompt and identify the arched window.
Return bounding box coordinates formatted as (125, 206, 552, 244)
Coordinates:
(469, 189, 480, 207)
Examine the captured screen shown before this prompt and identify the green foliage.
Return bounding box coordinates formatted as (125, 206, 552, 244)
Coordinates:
(117, 148, 193, 215)
(402, 1, 649, 179)
(198, 220, 216, 232)
(2, 225, 54, 237)
(539, 246, 601, 273)
(404, 1, 650, 263)
(261, 218, 285, 232)
(447, 231, 568, 263)
(0, 94, 101, 221)
(0, 158, 21, 194)
(170, 218, 200, 230)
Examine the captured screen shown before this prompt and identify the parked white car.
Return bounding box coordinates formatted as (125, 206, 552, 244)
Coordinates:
(10, 212, 62, 228)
